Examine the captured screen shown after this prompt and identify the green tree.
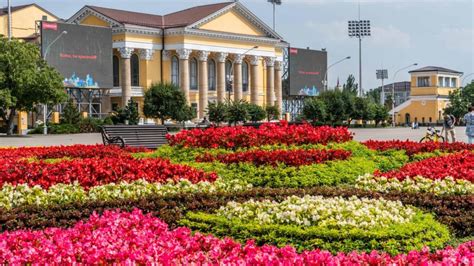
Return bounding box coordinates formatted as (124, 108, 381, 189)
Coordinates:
(61, 99, 81, 125)
(111, 99, 140, 125)
(302, 97, 327, 122)
(265, 105, 280, 122)
(207, 101, 227, 125)
(143, 82, 192, 124)
(352, 97, 369, 121)
(373, 104, 389, 126)
(225, 100, 249, 125)
(445, 82, 474, 122)
(366, 87, 382, 104)
(246, 103, 266, 123)
(342, 74, 359, 95)
(0, 38, 66, 135)
(319, 90, 347, 124)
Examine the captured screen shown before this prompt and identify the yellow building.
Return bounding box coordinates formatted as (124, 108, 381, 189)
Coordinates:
(390, 66, 463, 125)
(68, 2, 287, 119)
(0, 3, 58, 41)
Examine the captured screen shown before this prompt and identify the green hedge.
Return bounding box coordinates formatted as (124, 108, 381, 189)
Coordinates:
(180, 210, 450, 255)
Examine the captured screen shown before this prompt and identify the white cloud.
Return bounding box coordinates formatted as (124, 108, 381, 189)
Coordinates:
(370, 25, 411, 48)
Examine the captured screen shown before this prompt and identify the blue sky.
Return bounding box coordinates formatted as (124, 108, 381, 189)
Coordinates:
(10, 0, 474, 90)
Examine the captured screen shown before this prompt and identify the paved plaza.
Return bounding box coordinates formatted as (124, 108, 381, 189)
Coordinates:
(0, 126, 469, 147)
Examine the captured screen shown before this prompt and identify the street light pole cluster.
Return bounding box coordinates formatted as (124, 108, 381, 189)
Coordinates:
(348, 19, 371, 97)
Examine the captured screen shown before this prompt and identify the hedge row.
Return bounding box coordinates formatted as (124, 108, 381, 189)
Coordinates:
(0, 187, 471, 236)
(180, 211, 450, 255)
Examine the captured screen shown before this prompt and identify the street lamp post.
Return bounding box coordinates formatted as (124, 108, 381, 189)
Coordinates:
(227, 46, 259, 101)
(323, 56, 351, 90)
(7, 0, 12, 40)
(42, 30, 67, 135)
(391, 63, 418, 127)
(267, 0, 282, 31)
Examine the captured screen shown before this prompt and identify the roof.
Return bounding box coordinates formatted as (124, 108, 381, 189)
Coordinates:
(87, 2, 233, 29)
(0, 3, 58, 18)
(409, 66, 463, 74)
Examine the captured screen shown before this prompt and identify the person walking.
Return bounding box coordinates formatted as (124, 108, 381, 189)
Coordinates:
(442, 112, 456, 143)
(463, 106, 474, 144)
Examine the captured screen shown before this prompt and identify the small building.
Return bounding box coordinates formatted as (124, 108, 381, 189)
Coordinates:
(0, 3, 58, 41)
(380, 81, 410, 107)
(390, 66, 463, 126)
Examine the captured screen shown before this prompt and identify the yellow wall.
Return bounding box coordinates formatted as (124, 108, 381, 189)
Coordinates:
(81, 15, 109, 27)
(0, 5, 58, 39)
(395, 100, 444, 124)
(199, 10, 264, 36)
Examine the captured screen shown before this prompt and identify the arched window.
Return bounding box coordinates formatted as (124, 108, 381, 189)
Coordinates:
(171, 56, 179, 86)
(242, 61, 249, 92)
(113, 55, 120, 87)
(130, 54, 139, 86)
(225, 60, 233, 92)
(190, 58, 198, 91)
(208, 59, 216, 91)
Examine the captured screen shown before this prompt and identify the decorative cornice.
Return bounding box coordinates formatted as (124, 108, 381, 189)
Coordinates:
(233, 54, 245, 64)
(112, 25, 162, 36)
(249, 55, 260, 66)
(68, 7, 121, 27)
(197, 51, 210, 62)
(165, 28, 280, 45)
(176, 48, 192, 60)
(264, 57, 276, 67)
(162, 50, 172, 61)
(139, 49, 154, 60)
(274, 60, 283, 71)
(118, 47, 134, 59)
(216, 52, 228, 63)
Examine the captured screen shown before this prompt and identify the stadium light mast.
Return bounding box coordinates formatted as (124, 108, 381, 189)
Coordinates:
(348, 3, 371, 97)
(267, 0, 282, 31)
(323, 56, 351, 91)
(7, 0, 12, 40)
(391, 63, 418, 127)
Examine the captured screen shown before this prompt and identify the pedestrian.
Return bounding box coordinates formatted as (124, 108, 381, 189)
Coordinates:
(442, 112, 456, 143)
(463, 106, 474, 144)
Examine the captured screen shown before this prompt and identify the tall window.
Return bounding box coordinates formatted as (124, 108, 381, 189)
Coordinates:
(113, 55, 120, 87)
(451, 78, 457, 88)
(445, 77, 450, 88)
(438, 77, 443, 87)
(242, 61, 249, 92)
(190, 58, 198, 91)
(417, 77, 430, 87)
(171, 56, 179, 86)
(130, 54, 139, 86)
(225, 60, 232, 92)
(208, 59, 216, 91)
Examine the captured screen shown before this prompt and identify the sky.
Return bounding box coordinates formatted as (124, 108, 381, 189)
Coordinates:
(7, 0, 474, 91)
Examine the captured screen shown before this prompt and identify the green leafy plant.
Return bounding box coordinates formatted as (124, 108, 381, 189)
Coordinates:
(265, 105, 280, 121)
(246, 103, 266, 123)
(61, 99, 81, 125)
(207, 102, 228, 125)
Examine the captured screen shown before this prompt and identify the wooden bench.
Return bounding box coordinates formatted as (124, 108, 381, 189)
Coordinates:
(101, 125, 168, 149)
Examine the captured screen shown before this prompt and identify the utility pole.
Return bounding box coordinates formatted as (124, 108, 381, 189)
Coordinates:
(376, 69, 388, 105)
(7, 0, 12, 40)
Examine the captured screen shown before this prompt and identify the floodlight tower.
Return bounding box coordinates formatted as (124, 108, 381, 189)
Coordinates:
(267, 0, 282, 31)
(348, 10, 371, 97)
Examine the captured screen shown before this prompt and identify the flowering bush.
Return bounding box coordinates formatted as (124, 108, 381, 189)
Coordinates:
(363, 140, 474, 156)
(377, 151, 474, 182)
(196, 149, 351, 167)
(356, 174, 474, 195)
(0, 209, 470, 264)
(168, 122, 352, 149)
(0, 157, 217, 189)
(216, 195, 416, 229)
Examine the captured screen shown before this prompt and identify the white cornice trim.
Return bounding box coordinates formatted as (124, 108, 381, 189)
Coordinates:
(67, 6, 121, 27)
(113, 41, 162, 50)
(165, 28, 280, 45)
(164, 43, 277, 58)
(113, 24, 162, 35)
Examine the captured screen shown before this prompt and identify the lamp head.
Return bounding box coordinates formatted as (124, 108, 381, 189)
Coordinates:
(413, 63, 418, 66)
(62, 31, 68, 34)
(346, 56, 351, 59)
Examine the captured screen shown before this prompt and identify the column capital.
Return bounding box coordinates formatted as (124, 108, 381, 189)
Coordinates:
(176, 48, 192, 60)
(197, 51, 210, 62)
(234, 54, 245, 64)
(162, 50, 171, 61)
(274, 60, 283, 70)
(249, 55, 260, 66)
(216, 52, 228, 63)
(264, 57, 276, 67)
(139, 49, 154, 61)
(118, 47, 134, 59)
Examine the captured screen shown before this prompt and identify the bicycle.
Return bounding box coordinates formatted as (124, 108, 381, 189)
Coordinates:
(419, 126, 445, 143)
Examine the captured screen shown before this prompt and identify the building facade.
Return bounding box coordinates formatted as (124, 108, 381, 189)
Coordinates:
(380, 81, 411, 107)
(68, 2, 287, 119)
(390, 66, 462, 125)
(0, 3, 58, 41)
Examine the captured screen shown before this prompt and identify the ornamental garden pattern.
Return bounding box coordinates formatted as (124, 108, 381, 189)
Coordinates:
(0, 123, 473, 264)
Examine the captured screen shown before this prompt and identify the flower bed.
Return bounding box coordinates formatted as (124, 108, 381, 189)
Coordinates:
(0, 209, 471, 264)
(363, 140, 473, 156)
(181, 195, 450, 255)
(196, 149, 351, 167)
(168, 122, 352, 149)
(0, 157, 217, 189)
(377, 151, 474, 182)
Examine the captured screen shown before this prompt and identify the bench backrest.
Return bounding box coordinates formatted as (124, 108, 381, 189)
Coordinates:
(102, 125, 168, 149)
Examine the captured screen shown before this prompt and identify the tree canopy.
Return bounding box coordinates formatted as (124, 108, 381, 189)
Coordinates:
(444, 81, 474, 122)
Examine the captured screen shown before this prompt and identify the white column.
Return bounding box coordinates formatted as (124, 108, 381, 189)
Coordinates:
(265, 57, 276, 106)
(249, 55, 260, 105)
(216, 52, 228, 103)
(118, 47, 134, 107)
(233, 54, 244, 102)
(176, 48, 191, 103)
(274, 60, 283, 115)
(198, 51, 210, 119)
